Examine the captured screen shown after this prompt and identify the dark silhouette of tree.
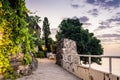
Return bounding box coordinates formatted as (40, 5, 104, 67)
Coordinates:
(42, 17, 51, 56)
(56, 18, 103, 64)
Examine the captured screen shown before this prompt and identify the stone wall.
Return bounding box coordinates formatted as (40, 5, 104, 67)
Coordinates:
(56, 38, 80, 66)
(0, 52, 38, 79)
(11, 52, 38, 76)
(16, 52, 38, 76)
(56, 38, 120, 80)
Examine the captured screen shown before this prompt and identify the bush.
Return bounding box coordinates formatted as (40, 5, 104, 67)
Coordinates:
(22, 53, 32, 65)
(36, 51, 45, 58)
(3, 67, 21, 80)
(32, 51, 37, 58)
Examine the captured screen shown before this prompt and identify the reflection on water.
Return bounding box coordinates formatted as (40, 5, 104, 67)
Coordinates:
(81, 58, 120, 76)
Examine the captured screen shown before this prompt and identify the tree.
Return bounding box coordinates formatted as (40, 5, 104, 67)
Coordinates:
(42, 17, 51, 56)
(26, 14, 42, 57)
(56, 18, 103, 64)
(48, 38, 56, 53)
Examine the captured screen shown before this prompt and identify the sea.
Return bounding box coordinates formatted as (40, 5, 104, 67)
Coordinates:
(81, 58, 120, 76)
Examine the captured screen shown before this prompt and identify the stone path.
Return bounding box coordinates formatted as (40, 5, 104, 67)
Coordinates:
(17, 58, 81, 80)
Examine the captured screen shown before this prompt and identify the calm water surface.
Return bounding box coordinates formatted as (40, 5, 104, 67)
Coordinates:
(82, 58, 120, 76)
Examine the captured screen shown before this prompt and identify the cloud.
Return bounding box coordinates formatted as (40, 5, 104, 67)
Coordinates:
(79, 16, 89, 23)
(86, 0, 95, 4)
(95, 25, 112, 31)
(107, 18, 120, 22)
(114, 37, 120, 40)
(100, 38, 113, 42)
(86, 0, 120, 8)
(97, 33, 120, 44)
(72, 16, 91, 26)
(100, 18, 120, 24)
(88, 8, 99, 16)
(99, 38, 120, 44)
(70, 0, 85, 8)
(116, 22, 120, 25)
(116, 12, 120, 14)
(71, 4, 80, 8)
(99, 21, 109, 25)
(95, 20, 112, 31)
(116, 30, 120, 33)
(98, 25, 111, 29)
(72, 16, 78, 19)
(95, 17, 120, 31)
(83, 23, 92, 25)
(106, 0, 120, 7)
(97, 34, 120, 38)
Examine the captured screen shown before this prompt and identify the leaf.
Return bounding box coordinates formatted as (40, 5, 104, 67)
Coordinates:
(0, 69, 2, 73)
(2, 68, 6, 73)
(0, 2, 2, 7)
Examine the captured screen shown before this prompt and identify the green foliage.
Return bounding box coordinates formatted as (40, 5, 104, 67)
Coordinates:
(22, 53, 32, 65)
(48, 38, 56, 53)
(56, 18, 103, 64)
(3, 67, 21, 80)
(27, 14, 41, 54)
(42, 17, 51, 54)
(28, 15, 41, 27)
(0, 54, 10, 73)
(0, 0, 38, 78)
(36, 51, 45, 58)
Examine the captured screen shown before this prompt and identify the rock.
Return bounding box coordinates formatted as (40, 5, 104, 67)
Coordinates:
(0, 75, 3, 80)
(10, 52, 38, 76)
(17, 52, 38, 76)
(47, 52, 55, 60)
(29, 57, 38, 71)
(18, 65, 32, 76)
(56, 38, 80, 66)
(56, 39, 64, 66)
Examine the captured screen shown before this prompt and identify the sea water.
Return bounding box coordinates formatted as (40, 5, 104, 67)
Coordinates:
(81, 58, 120, 76)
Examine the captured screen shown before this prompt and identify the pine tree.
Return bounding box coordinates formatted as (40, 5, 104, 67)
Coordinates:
(42, 17, 51, 56)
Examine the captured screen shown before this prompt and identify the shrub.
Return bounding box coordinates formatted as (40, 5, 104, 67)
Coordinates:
(36, 51, 45, 58)
(22, 53, 32, 65)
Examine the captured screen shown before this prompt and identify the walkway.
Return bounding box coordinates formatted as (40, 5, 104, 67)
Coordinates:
(18, 58, 81, 80)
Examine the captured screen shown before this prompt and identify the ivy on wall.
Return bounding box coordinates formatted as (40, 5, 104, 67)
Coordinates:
(0, 0, 33, 75)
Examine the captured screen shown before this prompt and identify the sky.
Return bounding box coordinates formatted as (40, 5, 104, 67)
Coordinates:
(25, 0, 120, 56)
